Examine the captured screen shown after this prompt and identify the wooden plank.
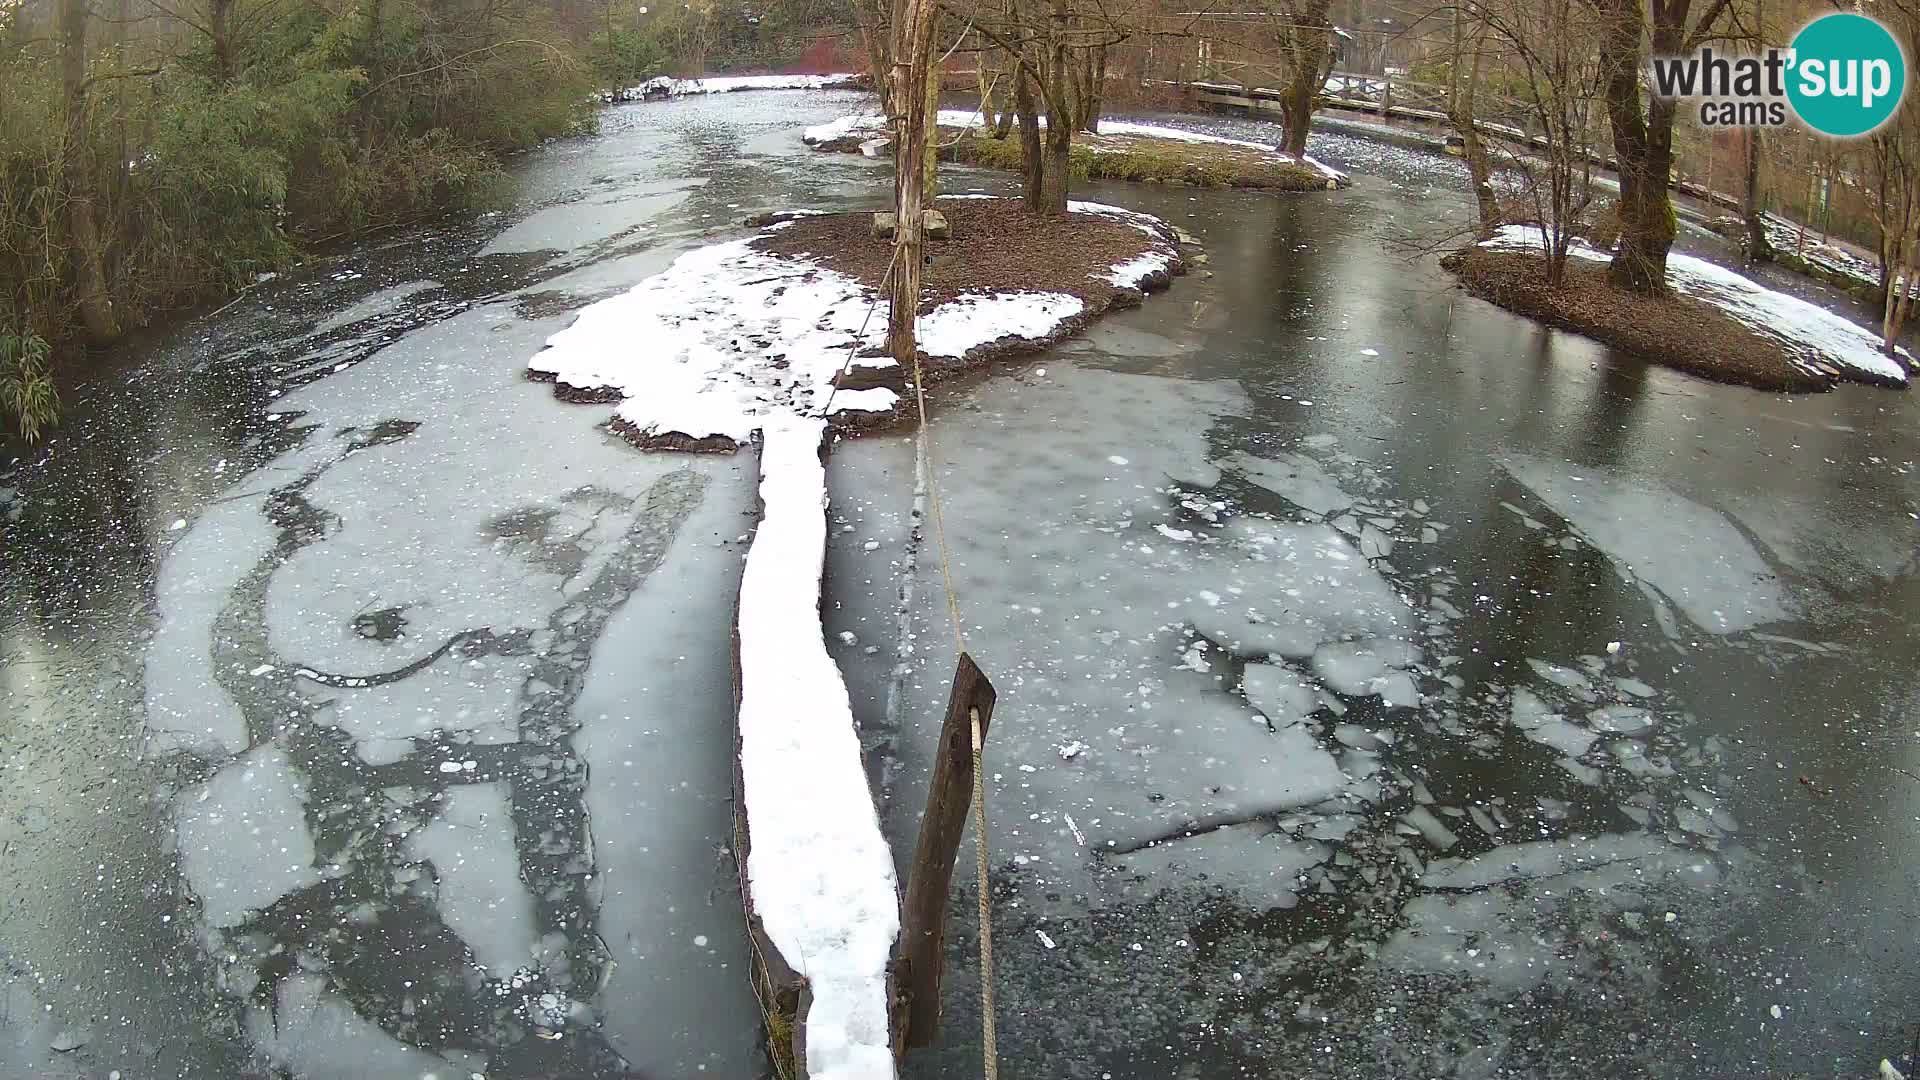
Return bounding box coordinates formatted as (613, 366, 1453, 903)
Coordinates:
(893, 651, 996, 1051)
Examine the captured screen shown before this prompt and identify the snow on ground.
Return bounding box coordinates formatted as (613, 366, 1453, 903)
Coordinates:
(530, 200, 1175, 445)
(801, 109, 1347, 181)
(736, 418, 898, 1080)
(1483, 224, 1909, 385)
(530, 236, 894, 444)
(611, 73, 861, 102)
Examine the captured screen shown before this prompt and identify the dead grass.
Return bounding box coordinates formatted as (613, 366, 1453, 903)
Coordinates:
(1445, 247, 1835, 392)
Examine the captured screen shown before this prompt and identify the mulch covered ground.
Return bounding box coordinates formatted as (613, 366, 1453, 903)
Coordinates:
(754, 197, 1175, 312)
(750, 197, 1185, 425)
(1445, 247, 1835, 392)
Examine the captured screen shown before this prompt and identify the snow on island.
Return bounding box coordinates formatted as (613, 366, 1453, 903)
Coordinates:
(1482, 224, 1910, 387)
(802, 109, 1347, 184)
(528, 197, 1186, 449)
(603, 72, 863, 103)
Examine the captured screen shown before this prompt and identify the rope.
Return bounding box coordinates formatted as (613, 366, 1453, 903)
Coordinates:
(907, 341, 967, 657)
(905, 290, 994, 1075)
(969, 707, 997, 1080)
(819, 243, 905, 421)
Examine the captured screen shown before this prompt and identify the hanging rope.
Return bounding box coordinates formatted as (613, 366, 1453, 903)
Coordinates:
(969, 707, 997, 1080)
(906, 310, 996, 1078)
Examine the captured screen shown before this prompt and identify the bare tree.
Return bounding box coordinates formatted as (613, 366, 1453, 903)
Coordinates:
(1462, 0, 1604, 284)
(61, 0, 120, 342)
(1589, 0, 1739, 293)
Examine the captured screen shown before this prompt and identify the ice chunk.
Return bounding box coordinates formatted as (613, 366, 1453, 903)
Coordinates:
(1401, 806, 1459, 851)
(176, 745, 319, 928)
(1503, 454, 1790, 634)
(1312, 639, 1419, 701)
(404, 783, 537, 977)
(1109, 822, 1329, 910)
(1587, 705, 1654, 735)
(1526, 657, 1590, 690)
(1240, 662, 1319, 727)
(1226, 451, 1353, 517)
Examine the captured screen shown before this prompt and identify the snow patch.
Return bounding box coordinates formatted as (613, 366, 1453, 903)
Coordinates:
(624, 73, 861, 101)
(1482, 225, 1907, 384)
(736, 418, 898, 1080)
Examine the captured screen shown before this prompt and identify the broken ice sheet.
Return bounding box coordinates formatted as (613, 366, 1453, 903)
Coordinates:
(1501, 453, 1790, 634)
(1108, 821, 1329, 910)
(176, 745, 320, 929)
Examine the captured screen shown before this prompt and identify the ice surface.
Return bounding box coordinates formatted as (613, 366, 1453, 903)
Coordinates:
(1189, 520, 1414, 659)
(575, 457, 760, 1076)
(246, 975, 461, 1079)
(736, 418, 898, 1080)
(803, 110, 1347, 179)
(1241, 661, 1319, 727)
(176, 746, 319, 928)
(874, 365, 1416, 910)
(1109, 822, 1328, 909)
(1227, 450, 1353, 516)
(1384, 835, 1721, 990)
(404, 782, 537, 977)
(1483, 225, 1907, 384)
(145, 497, 273, 756)
(1502, 453, 1788, 633)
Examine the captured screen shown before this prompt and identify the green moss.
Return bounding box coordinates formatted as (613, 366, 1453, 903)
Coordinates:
(763, 1001, 797, 1080)
(936, 129, 1336, 192)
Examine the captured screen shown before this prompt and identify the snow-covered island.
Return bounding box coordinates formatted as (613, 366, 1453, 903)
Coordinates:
(1448, 224, 1912, 390)
(528, 195, 1188, 450)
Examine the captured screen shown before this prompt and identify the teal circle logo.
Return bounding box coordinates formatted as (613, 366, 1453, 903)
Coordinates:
(1787, 13, 1906, 137)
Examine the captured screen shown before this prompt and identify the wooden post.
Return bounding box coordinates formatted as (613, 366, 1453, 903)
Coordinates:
(894, 652, 997, 1051)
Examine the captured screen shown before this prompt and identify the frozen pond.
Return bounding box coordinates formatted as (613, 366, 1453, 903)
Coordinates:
(2, 89, 1918, 1079)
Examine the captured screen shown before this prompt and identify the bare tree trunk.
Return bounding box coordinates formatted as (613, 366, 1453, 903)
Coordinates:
(975, 49, 999, 134)
(923, 30, 940, 197)
(1085, 44, 1106, 131)
(1742, 129, 1771, 262)
(885, 0, 938, 365)
(1597, 0, 1674, 294)
(209, 0, 234, 83)
(862, 21, 896, 115)
(1281, 0, 1331, 156)
(1014, 66, 1043, 210)
(1449, 18, 1498, 231)
(1035, 0, 1073, 213)
(61, 0, 119, 344)
(1040, 120, 1071, 212)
